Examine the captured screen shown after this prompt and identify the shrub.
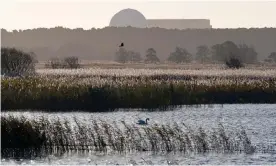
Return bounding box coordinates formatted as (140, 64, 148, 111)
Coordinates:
(1, 47, 36, 77)
(1, 116, 46, 149)
(45, 56, 80, 69)
(64, 56, 80, 68)
(225, 57, 244, 69)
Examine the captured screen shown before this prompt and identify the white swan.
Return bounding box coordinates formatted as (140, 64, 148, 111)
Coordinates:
(137, 118, 149, 125)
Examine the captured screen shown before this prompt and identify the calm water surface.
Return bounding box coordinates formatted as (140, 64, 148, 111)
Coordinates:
(2, 104, 276, 165)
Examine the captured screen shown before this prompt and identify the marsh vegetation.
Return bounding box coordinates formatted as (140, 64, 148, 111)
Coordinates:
(1, 47, 276, 164)
(2, 68, 276, 111)
(1, 114, 257, 158)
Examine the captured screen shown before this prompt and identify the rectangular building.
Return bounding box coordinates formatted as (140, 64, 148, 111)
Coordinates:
(147, 19, 212, 29)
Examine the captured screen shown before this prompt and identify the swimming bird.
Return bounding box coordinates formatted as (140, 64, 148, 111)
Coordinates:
(119, 42, 124, 47)
(137, 118, 149, 125)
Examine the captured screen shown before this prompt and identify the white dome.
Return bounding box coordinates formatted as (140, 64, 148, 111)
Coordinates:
(109, 8, 147, 28)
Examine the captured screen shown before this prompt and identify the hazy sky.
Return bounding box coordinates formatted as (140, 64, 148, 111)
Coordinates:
(1, 0, 275, 30)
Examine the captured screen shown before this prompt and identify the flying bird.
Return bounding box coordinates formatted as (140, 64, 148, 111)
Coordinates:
(119, 42, 124, 47)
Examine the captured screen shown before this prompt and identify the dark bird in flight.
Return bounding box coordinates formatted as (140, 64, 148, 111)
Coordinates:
(119, 42, 124, 47)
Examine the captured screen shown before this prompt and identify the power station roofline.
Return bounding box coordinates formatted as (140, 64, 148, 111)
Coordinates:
(147, 19, 210, 21)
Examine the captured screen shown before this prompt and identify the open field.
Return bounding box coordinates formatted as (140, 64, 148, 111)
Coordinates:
(2, 67, 276, 111)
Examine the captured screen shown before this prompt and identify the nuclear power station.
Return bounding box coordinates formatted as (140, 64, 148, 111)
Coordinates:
(109, 8, 212, 30)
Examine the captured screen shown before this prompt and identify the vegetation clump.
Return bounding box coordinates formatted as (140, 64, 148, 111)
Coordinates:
(225, 57, 244, 69)
(211, 41, 257, 66)
(45, 56, 80, 69)
(1, 47, 36, 77)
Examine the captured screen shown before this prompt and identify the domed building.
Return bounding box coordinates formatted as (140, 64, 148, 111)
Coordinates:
(109, 8, 147, 28)
(109, 8, 212, 29)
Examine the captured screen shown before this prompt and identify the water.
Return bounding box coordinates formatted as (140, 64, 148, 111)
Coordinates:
(1, 153, 276, 165)
(1, 104, 276, 165)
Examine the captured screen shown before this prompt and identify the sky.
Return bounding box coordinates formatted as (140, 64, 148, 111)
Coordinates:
(0, 0, 276, 31)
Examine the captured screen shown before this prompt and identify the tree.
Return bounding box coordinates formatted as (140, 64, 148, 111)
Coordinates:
(115, 47, 128, 63)
(196, 45, 210, 63)
(1, 47, 36, 77)
(168, 47, 192, 63)
(211, 41, 240, 62)
(238, 44, 258, 63)
(145, 48, 160, 63)
(64, 56, 80, 68)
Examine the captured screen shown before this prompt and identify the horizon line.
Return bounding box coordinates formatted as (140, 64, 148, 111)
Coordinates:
(2, 26, 276, 32)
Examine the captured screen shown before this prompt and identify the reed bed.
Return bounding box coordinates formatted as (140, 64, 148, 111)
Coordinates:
(2, 70, 276, 111)
(1, 115, 257, 158)
(36, 68, 276, 79)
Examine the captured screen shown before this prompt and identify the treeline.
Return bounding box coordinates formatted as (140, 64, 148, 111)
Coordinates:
(1, 27, 276, 61)
(114, 41, 269, 66)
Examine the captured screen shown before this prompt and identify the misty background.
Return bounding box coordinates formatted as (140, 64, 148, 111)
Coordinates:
(1, 27, 276, 61)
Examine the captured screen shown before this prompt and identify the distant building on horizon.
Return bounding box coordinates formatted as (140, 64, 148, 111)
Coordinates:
(147, 19, 212, 29)
(109, 8, 212, 30)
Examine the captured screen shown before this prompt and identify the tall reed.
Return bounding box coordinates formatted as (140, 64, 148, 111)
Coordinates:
(2, 75, 276, 111)
(1, 115, 257, 158)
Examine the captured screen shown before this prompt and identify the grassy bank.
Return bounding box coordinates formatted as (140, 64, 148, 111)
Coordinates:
(2, 74, 276, 111)
(1, 115, 256, 158)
